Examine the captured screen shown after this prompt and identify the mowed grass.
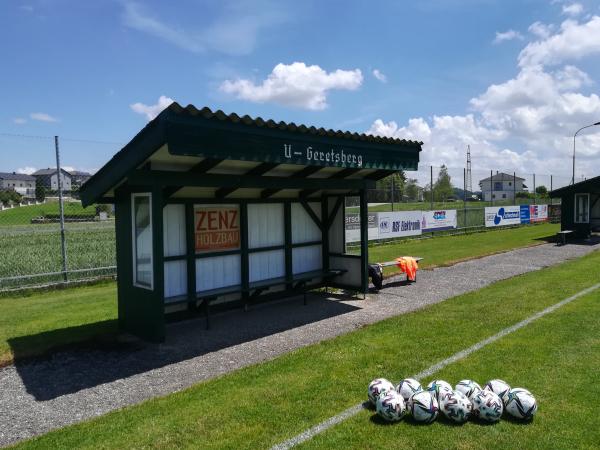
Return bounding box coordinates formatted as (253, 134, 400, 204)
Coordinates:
(0, 223, 558, 365)
(367, 222, 558, 274)
(13, 250, 600, 449)
(0, 201, 98, 226)
(0, 282, 117, 366)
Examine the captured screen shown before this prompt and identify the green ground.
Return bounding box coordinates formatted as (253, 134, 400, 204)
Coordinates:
(0, 223, 558, 365)
(13, 251, 600, 449)
(0, 201, 98, 226)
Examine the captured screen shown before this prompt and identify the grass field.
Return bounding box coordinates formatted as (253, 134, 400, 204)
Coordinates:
(0, 201, 98, 226)
(12, 250, 600, 449)
(0, 223, 559, 365)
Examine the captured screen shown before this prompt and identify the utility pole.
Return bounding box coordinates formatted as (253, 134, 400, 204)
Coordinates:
(466, 145, 472, 197)
(55, 136, 68, 282)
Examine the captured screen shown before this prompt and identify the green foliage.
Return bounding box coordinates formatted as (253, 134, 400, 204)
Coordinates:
(0, 189, 23, 205)
(433, 165, 454, 201)
(0, 201, 98, 226)
(404, 178, 420, 201)
(536, 185, 548, 197)
(12, 251, 600, 449)
(35, 185, 46, 202)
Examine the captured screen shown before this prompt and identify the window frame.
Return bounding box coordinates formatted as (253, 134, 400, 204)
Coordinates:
(131, 192, 154, 290)
(574, 193, 590, 224)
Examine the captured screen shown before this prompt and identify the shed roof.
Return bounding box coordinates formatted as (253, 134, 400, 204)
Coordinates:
(550, 174, 600, 196)
(0, 172, 36, 181)
(80, 103, 422, 206)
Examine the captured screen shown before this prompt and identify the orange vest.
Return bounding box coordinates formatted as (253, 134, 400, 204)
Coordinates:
(396, 257, 418, 281)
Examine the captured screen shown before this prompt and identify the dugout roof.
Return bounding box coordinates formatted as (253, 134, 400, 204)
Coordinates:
(80, 103, 422, 206)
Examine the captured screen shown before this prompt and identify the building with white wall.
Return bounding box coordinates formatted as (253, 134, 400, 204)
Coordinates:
(0, 172, 36, 197)
(478, 172, 527, 202)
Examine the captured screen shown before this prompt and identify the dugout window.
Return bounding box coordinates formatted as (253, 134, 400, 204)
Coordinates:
(132, 193, 153, 290)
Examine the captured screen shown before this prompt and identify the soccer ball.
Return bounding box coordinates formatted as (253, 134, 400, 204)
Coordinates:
(505, 388, 538, 421)
(455, 379, 482, 399)
(484, 379, 512, 404)
(376, 390, 407, 422)
(426, 379, 453, 402)
(439, 390, 473, 423)
(409, 391, 439, 423)
(396, 378, 423, 404)
(471, 390, 503, 422)
(368, 378, 395, 405)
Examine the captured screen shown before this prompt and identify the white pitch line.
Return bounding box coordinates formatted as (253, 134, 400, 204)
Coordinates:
(271, 282, 600, 450)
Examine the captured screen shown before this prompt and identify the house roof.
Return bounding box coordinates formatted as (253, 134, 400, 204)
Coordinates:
(31, 168, 72, 176)
(80, 103, 423, 206)
(70, 171, 91, 176)
(478, 172, 525, 183)
(550, 174, 600, 196)
(0, 172, 35, 181)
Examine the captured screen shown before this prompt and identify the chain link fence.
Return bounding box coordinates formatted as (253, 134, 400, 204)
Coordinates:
(0, 135, 577, 291)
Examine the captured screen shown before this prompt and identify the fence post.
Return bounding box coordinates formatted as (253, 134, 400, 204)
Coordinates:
(391, 176, 395, 212)
(463, 167, 467, 229)
(533, 173, 536, 205)
(490, 169, 493, 206)
(550, 175, 553, 206)
(55, 136, 68, 282)
(513, 172, 516, 203)
(430, 165, 433, 210)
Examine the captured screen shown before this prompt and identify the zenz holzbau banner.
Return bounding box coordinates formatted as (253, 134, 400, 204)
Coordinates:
(194, 205, 240, 252)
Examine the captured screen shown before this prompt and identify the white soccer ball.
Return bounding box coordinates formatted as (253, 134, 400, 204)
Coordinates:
(439, 390, 472, 423)
(471, 389, 503, 422)
(426, 379, 453, 402)
(409, 391, 439, 423)
(455, 379, 482, 399)
(505, 388, 538, 421)
(396, 378, 423, 404)
(368, 378, 395, 405)
(376, 390, 406, 422)
(484, 379, 512, 404)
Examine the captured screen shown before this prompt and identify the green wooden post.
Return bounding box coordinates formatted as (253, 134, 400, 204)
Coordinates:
(359, 190, 369, 295)
(321, 197, 330, 272)
(240, 202, 249, 309)
(284, 201, 293, 288)
(185, 203, 197, 311)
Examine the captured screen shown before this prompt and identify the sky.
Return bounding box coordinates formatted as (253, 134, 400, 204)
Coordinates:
(1, 0, 600, 186)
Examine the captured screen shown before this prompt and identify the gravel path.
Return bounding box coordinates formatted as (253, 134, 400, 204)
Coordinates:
(0, 242, 598, 447)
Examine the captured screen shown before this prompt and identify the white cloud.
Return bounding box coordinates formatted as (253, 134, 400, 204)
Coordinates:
(30, 112, 58, 122)
(220, 62, 363, 110)
(493, 29, 523, 44)
(17, 167, 36, 175)
(519, 16, 600, 67)
(528, 21, 554, 39)
(130, 95, 174, 120)
(13, 118, 27, 125)
(122, 1, 287, 55)
(372, 69, 387, 83)
(562, 3, 584, 16)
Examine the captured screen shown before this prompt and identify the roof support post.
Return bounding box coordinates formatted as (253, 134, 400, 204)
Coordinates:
(359, 189, 369, 295)
(185, 203, 197, 311)
(321, 198, 329, 272)
(284, 201, 293, 289)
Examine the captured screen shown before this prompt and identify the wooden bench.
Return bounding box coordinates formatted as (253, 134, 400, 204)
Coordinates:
(557, 230, 574, 246)
(372, 257, 423, 285)
(165, 268, 346, 329)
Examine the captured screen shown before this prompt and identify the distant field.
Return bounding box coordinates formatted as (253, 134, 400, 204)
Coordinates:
(0, 201, 99, 226)
(13, 251, 600, 449)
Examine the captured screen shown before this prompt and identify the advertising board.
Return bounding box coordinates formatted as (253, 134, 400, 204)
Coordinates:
(194, 205, 240, 252)
(345, 213, 379, 243)
(529, 204, 549, 223)
(485, 206, 521, 227)
(377, 211, 422, 238)
(520, 205, 531, 224)
(421, 210, 457, 232)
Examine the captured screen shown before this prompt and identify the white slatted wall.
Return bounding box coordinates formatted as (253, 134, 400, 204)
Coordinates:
(248, 203, 285, 281)
(196, 254, 241, 292)
(163, 204, 187, 298)
(292, 202, 322, 274)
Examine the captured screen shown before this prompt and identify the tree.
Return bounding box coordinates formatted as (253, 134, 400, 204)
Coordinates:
(404, 178, 420, 201)
(375, 171, 406, 203)
(535, 185, 548, 197)
(35, 184, 46, 202)
(433, 165, 454, 202)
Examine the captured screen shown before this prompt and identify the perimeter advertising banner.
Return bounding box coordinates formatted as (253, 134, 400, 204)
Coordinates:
(194, 205, 240, 252)
(485, 206, 521, 227)
(345, 213, 379, 243)
(529, 204, 549, 223)
(378, 211, 422, 239)
(421, 210, 457, 232)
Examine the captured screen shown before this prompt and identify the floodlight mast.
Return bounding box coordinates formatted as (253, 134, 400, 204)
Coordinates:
(572, 121, 600, 185)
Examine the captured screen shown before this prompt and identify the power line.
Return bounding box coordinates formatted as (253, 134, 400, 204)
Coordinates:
(0, 132, 124, 146)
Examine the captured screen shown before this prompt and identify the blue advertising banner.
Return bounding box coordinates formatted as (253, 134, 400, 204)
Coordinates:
(520, 205, 530, 224)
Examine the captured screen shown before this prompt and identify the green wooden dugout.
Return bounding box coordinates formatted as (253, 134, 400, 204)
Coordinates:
(80, 103, 422, 342)
(550, 175, 600, 238)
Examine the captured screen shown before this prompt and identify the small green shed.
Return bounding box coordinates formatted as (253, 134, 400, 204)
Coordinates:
(550, 175, 600, 238)
(80, 103, 422, 342)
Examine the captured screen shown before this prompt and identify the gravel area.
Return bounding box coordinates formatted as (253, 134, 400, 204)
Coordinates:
(1, 241, 598, 447)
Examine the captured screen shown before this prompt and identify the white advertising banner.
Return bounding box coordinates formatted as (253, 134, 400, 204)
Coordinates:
(345, 213, 379, 243)
(485, 206, 521, 227)
(421, 210, 457, 232)
(377, 211, 422, 239)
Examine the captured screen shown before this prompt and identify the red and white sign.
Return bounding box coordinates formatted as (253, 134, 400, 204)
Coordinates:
(529, 204, 548, 223)
(194, 205, 240, 252)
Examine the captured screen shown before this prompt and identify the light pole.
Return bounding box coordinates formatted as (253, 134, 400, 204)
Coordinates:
(573, 121, 600, 184)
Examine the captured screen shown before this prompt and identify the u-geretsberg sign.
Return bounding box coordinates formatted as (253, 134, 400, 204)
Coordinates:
(283, 144, 363, 168)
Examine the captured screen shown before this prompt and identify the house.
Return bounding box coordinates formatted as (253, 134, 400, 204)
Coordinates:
(70, 170, 92, 189)
(31, 168, 73, 192)
(0, 172, 36, 197)
(478, 172, 527, 202)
